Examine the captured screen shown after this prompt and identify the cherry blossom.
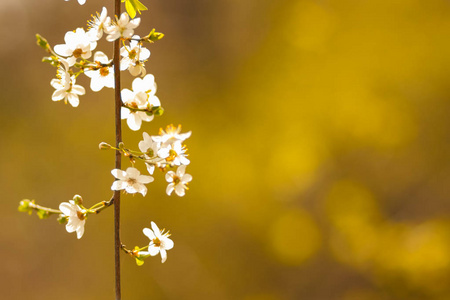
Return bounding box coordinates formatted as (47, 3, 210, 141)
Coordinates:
(139, 132, 161, 174)
(84, 51, 114, 92)
(140, 221, 174, 263)
(59, 200, 86, 239)
(120, 35, 150, 76)
(165, 165, 192, 197)
(50, 60, 85, 107)
(153, 124, 192, 147)
(88, 7, 111, 41)
(158, 141, 190, 166)
(54, 28, 96, 66)
(111, 167, 154, 196)
(106, 12, 140, 42)
(121, 88, 154, 131)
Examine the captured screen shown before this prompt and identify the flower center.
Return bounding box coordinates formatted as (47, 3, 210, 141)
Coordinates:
(77, 211, 86, 220)
(73, 48, 83, 58)
(173, 175, 181, 185)
(100, 67, 110, 77)
(127, 178, 137, 185)
(166, 149, 178, 162)
(128, 101, 138, 109)
(152, 237, 161, 247)
(129, 50, 137, 60)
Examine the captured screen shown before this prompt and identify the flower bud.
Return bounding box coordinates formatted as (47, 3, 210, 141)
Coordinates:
(152, 106, 164, 116)
(73, 195, 83, 205)
(99, 142, 112, 150)
(36, 34, 49, 49)
(18, 199, 32, 215)
(118, 142, 125, 149)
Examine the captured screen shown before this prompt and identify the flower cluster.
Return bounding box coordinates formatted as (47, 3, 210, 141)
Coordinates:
(39, 7, 162, 116)
(110, 124, 193, 197)
(21, 0, 187, 267)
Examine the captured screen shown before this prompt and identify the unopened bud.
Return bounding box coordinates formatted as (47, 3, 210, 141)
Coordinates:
(99, 142, 112, 150)
(18, 199, 32, 215)
(73, 194, 83, 205)
(152, 106, 164, 116)
(118, 142, 125, 149)
(36, 34, 49, 49)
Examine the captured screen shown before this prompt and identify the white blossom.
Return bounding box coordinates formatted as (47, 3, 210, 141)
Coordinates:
(106, 13, 140, 42)
(121, 89, 154, 131)
(140, 221, 174, 263)
(132, 74, 157, 97)
(88, 7, 111, 41)
(139, 132, 161, 174)
(153, 124, 192, 147)
(165, 165, 192, 197)
(59, 200, 86, 239)
(111, 167, 154, 196)
(120, 35, 150, 76)
(84, 51, 114, 92)
(54, 28, 96, 66)
(50, 60, 85, 107)
(158, 141, 190, 166)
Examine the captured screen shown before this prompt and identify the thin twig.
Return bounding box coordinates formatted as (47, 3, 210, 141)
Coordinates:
(113, 0, 122, 299)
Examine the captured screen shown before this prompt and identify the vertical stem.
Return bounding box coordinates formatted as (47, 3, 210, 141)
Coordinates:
(113, 0, 122, 299)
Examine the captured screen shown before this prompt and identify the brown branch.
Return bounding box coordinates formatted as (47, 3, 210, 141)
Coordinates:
(113, 0, 122, 299)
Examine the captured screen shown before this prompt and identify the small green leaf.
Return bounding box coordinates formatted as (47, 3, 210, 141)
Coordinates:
(125, 0, 136, 19)
(124, 0, 148, 19)
(18, 199, 32, 215)
(36, 34, 49, 49)
(37, 209, 50, 219)
(152, 106, 164, 116)
(135, 257, 145, 266)
(57, 215, 68, 224)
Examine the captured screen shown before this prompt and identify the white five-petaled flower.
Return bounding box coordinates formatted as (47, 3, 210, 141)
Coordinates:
(84, 51, 115, 92)
(50, 60, 85, 107)
(121, 88, 154, 131)
(153, 124, 192, 147)
(120, 35, 150, 76)
(139, 132, 161, 174)
(64, 0, 86, 5)
(158, 141, 190, 166)
(54, 28, 96, 66)
(88, 7, 111, 41)
(59, 200, 86, 239)
(106, 13, 140, 42)
(140, 221, 174, 263)
(111, 167, 154, 196)
(165, 165, 192, 197)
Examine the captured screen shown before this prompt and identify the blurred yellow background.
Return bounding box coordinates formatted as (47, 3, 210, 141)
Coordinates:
(2, 0, 450, 299)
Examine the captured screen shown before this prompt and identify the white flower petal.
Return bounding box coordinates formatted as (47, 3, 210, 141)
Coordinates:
(160, 249, 167, 263)
(143, 227, 156, 240)
(111, 169, 127, 180)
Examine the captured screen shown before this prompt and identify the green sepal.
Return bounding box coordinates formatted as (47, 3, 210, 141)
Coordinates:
(57, 215, 68, 224)
(42, 56, 59, 67)
(152, 106, 164, 116)
(37, 209, 50, 219)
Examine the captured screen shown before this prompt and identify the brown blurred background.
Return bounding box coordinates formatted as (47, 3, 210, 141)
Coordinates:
(2, 0, 450, 299)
